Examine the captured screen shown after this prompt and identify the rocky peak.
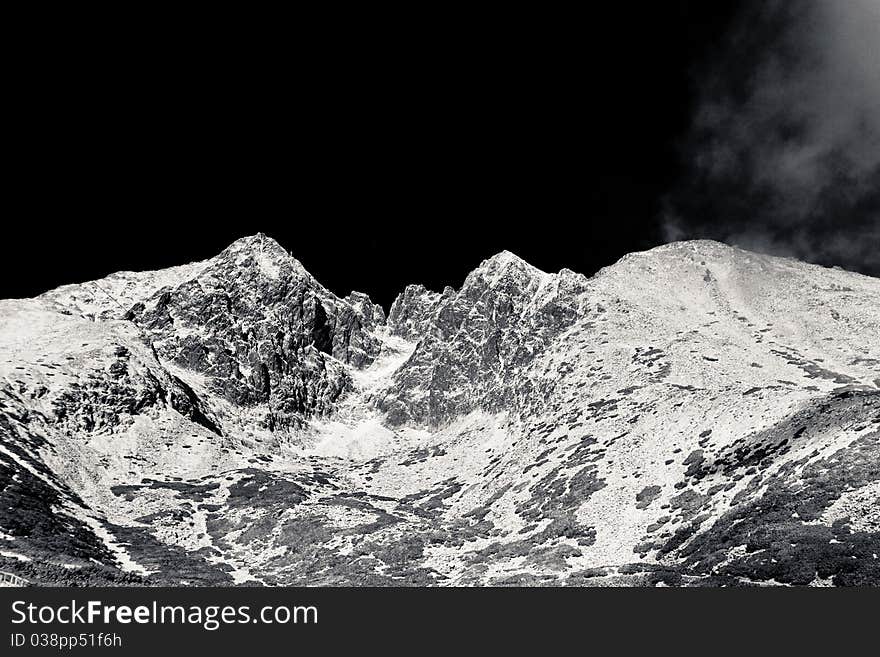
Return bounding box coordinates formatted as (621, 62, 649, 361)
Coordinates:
(387, 284, 446, 341)
(470, 249, 545, 278)
(378, 252, 590, 427)
(116, 236, 386, 432)
(344, 291, 387, 327)
(461, 250, 549, 298)
(220, 232, 289, 257)
(208, 233, 314, 285)
(597, 239, 753, 279)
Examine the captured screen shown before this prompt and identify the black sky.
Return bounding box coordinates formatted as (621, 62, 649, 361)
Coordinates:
(10, 3, 873, 311)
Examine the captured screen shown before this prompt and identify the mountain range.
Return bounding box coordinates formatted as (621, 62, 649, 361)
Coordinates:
(1, 234, 878, 586)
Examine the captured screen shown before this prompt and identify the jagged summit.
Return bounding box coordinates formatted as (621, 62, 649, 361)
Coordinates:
(480, 249, 538, 270)
(214, 233, 312, 282)
(220, 232, 288, 259)
(468, 250, 549, 285)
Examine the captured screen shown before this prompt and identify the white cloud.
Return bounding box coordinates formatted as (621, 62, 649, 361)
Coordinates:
(666, 0, 880, 273)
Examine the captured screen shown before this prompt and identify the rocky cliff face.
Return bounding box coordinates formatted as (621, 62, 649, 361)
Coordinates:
(46, 234, 385, 433)
(2, 236, 879, 586)
(382, 252, 590, 425)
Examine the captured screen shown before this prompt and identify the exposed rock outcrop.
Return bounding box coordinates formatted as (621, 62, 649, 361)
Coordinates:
(381, 251, 590, 426)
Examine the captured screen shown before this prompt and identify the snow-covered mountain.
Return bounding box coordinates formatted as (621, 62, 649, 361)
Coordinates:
(1, 235, 878, 586)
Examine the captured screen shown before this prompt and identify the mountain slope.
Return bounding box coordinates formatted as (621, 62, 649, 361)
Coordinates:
(1, 236, 878, 586)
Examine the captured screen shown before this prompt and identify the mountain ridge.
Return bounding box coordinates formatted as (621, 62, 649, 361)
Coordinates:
(36, 234, 880, 321)
(1, 235, 878, 586)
